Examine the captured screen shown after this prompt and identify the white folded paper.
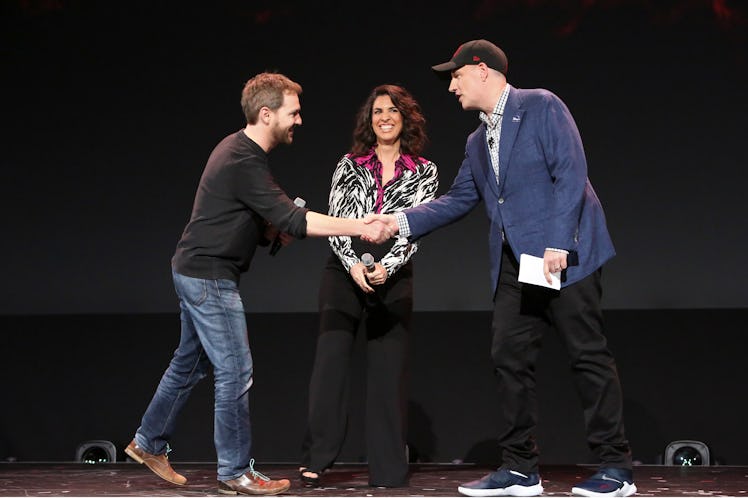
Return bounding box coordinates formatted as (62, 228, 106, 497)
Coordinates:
(518, 253, 561, 290)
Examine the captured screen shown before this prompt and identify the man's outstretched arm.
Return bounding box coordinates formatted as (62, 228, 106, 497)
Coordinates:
(306, 211, 393, 244)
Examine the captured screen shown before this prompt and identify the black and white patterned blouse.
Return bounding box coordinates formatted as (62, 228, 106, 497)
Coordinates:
(327, 149, 439, 276)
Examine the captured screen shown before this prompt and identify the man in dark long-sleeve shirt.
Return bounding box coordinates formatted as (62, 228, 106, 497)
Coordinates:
(125, 72, 391, 497)
(172, 130, 308, 282)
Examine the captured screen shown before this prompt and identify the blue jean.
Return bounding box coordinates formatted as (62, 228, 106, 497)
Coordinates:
(134, 269, 254, 480)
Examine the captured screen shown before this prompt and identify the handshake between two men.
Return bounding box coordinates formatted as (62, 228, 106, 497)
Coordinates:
(360, 213, 400, 244)
(268, 212, 402, 255)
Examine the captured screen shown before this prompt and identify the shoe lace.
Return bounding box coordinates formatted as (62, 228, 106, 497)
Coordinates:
(248, 458, 271, 482)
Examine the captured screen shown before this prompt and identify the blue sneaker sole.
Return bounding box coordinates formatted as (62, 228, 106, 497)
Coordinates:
(457, 483, 544, 497)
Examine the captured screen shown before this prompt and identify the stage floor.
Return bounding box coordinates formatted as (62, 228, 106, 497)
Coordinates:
(1, 463, 745, 497)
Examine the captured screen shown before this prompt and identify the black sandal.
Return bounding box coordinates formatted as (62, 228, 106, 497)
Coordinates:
(299, 468, 321, 487)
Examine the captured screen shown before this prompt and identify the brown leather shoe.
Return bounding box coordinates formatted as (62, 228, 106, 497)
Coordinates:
(218, 467, 290, 496)
(125, 440, 187, 485)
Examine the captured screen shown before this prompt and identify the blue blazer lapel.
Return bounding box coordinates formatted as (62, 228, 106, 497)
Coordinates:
(498, 91, 525, 191)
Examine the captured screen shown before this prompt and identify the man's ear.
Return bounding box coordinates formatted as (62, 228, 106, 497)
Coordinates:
(259, 106, 272, 124)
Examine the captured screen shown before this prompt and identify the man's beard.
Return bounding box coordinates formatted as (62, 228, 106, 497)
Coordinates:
(273, 124, 293, 145)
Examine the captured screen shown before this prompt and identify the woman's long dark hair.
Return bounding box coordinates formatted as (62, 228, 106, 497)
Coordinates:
(350, 84, 428, 157)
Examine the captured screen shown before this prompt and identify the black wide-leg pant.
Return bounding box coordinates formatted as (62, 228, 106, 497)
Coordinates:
(301, 255, 412, 487)
(491, 248, 632, 473)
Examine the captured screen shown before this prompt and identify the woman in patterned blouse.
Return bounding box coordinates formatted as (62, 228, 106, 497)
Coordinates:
(299, 85, 439, 488)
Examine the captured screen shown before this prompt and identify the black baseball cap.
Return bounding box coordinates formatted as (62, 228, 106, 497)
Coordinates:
(432, 39, 508, 75)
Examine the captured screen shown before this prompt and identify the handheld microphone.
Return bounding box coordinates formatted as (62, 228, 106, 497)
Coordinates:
(361, 253, 380, 306)
(361, 253, 376, 272)
(269, 197, 306, 256)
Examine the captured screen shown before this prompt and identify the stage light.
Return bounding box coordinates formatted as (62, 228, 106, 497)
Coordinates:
(75, 440, 117, 464)
(664, 440, 710, 466)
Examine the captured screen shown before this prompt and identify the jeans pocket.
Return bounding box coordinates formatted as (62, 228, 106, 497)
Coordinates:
(173, 271, 208, 306)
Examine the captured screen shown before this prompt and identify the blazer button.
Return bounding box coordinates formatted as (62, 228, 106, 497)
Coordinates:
(498, 198, 505, 204)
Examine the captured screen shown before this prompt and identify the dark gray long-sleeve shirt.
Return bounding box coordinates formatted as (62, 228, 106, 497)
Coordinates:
(172, 130, 308, 282)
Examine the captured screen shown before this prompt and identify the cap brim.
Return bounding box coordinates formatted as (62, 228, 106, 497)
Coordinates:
(431, 61, 458, 72)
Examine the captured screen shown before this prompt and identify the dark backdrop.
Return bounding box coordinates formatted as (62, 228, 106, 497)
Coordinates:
(2, 309, 747, 465)
(2, 0, 747, 468)
(2, 0, 747, 315)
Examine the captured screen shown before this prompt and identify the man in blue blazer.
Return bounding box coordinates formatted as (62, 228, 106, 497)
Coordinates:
(365, 40, 636, 497)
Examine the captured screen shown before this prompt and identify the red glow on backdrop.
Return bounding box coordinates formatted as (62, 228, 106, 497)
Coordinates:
(470, 0, 745, 34)
(8, 0, 747, 31)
